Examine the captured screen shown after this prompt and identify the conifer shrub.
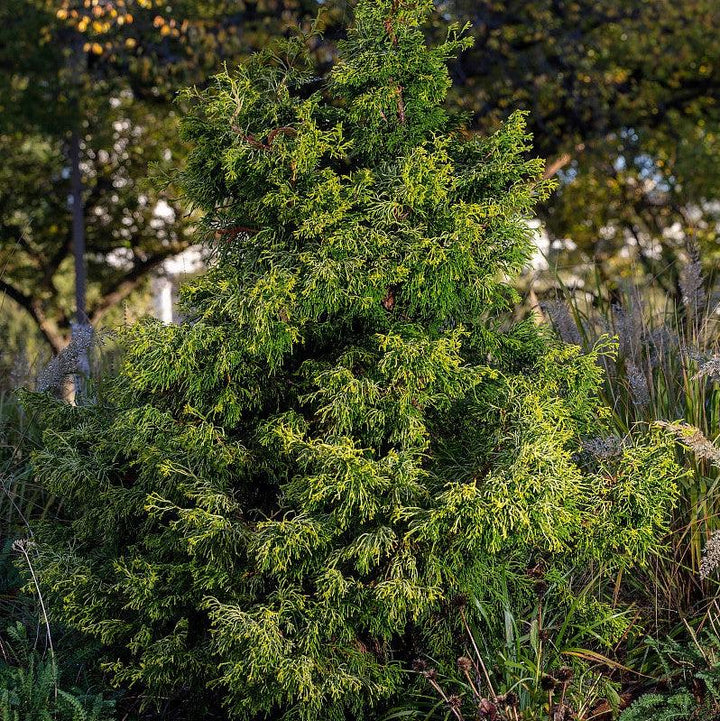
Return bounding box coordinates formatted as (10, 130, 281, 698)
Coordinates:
(22, 1, 683, 718)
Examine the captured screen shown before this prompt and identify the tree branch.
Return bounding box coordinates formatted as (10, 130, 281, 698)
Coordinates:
(0, 280, 68, 352)
(543, 143, 586, 179)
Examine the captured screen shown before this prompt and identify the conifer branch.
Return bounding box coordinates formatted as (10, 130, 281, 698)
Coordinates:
(214, 225, 261, 239)
(381, 286, 396, 311)
(389, 79, 406, 124)
(231, 128, 272, 151)
(384, 17, 397, 45)
(231, 125, 297, 152)
(396, 84, 406, 124)
(385, 0, 400, 45)
(266, 126, 298, 145)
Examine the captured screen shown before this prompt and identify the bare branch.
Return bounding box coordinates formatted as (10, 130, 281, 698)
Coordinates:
(0, 280, 68, 352)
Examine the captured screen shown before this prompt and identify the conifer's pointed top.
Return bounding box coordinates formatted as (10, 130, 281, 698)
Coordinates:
(351, 0, 435, 34)
(175, 0, 550, 362)
(331, 0, 473, 159)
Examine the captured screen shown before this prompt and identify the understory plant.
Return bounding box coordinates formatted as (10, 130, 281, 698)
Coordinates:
(619, 630, 720, 720)
(0, 622, 115, 721)
(541, 259, 720, 714)
(544, 273, 720, 621)
(21, 1, 683, 719)
(1, 396, 117, 719)
(387, 573, 630, 720)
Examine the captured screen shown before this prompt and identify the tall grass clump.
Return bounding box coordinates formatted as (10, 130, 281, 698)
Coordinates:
(1, 391, 40, 551)
(542, 245, 720, 702)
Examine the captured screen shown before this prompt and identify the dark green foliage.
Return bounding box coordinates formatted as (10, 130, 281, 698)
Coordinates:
(620, 694, 698, 721)
(0, 622, 115, 721)
(620, 633, 720, 721)
(23, 2, 683, 718)
(451, 0, 720, 294)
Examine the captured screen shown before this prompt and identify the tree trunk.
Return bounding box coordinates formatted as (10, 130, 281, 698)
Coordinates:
(69, 126, 87, 327)
(68, 40, 91, 401)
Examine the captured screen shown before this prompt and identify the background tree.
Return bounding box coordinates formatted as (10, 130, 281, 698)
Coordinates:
(0, 0, 342, 359)
(440, 0, 720, 296)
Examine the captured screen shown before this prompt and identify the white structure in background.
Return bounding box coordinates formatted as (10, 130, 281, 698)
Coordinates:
(527, 217, 581, 283)
(528, 218, 550, 271)
(106, 199, 207, 324)
(153, 275, 174, 323)
(148, 199, 206, 323)
(152, 245, 206, 323)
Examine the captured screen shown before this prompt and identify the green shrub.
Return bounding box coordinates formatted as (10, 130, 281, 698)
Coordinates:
(22, 1, 683, 718)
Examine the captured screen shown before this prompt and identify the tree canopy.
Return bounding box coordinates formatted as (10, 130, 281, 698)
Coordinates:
(442, 0, 720, 293)
(0, 0, 337, 354)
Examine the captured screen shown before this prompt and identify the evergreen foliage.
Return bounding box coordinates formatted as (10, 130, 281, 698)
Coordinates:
(22, 1, 683, 718)
(619, 692, 699, 721)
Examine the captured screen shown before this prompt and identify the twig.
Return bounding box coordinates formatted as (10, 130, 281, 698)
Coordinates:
(231, 125, 297, 152)
(12, 538, 57, 700)
(460, 607, 496, 700)
(215, 225, 261, 239)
